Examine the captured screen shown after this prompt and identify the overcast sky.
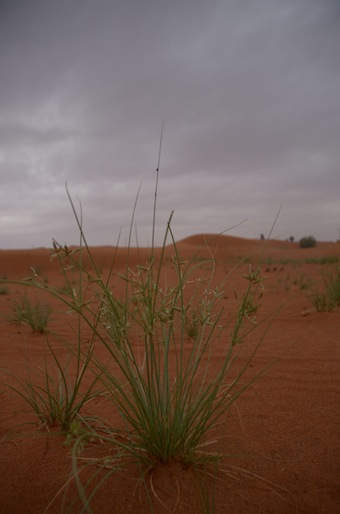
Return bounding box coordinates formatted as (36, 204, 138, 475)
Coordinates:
(1, 0, 340, 249)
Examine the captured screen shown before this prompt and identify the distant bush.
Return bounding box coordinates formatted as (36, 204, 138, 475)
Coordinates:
(299, 236, 316, 248)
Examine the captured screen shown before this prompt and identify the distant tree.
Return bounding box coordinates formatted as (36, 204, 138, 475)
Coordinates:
(299, 236, 316, 248)
(289, 236, 294, 243)
(260, 233, 265, 240)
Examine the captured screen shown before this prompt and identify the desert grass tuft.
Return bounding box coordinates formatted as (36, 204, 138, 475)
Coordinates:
(49, 179, 275, 514)
(294, 272, 314, 291)
(2, 226, 104, 432)
(312, 267, 340, 312)
(2, 326, 103, 431)
(10, 295, 52, 332)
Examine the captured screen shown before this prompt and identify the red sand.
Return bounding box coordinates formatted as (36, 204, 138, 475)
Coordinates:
(1, 236, 340, 513)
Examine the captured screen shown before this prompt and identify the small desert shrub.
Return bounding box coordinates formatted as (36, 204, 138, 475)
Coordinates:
(312, 267, 340, 312)
(10, 295, 52, 332)
(299, 236, 316, 248)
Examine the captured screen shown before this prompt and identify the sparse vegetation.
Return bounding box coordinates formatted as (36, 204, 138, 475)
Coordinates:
(311, 267, 340, 312)
(3, 341, 101, 430)
(294, 272, 314, 291)
(10, 295, 52, 333)
(261, 255, 340, 266)
(0, 275, 8, 294)
(305, 256, 340, 265)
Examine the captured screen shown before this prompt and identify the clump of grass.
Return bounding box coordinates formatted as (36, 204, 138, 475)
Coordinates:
(0, 286, 9, 295)
(294, 272, 314, 291)
(311, 267, 340, 312)
(2, 341, 101, 430)
(2, 243, 103, 431)
(10, 295, 52, 332)
(49, 179, 272, 514)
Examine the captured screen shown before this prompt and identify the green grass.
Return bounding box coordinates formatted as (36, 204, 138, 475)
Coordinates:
(10, 295, 52, 333)
(311, 267, 340, 312)
(3, 340, 102, 430)
(4, 263, 102, 430)
(231, 266, 263, 345)
(305, 256, 340, 265)
(293, 272, 314, 291)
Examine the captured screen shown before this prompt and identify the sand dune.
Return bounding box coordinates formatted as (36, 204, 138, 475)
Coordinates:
(1, 236, 340, 513)
(1, 234, 338, 277)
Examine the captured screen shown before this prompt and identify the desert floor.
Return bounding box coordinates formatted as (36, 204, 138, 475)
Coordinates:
(0, 235, 339, 514)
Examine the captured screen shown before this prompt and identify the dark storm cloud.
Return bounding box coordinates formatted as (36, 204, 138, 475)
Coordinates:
(0, 0, 339, 247)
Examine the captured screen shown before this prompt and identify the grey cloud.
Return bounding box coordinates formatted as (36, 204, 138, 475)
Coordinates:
(0, 0, 339, 247)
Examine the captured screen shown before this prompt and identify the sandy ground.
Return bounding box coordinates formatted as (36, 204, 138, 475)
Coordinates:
(0, 235, 340, 513)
